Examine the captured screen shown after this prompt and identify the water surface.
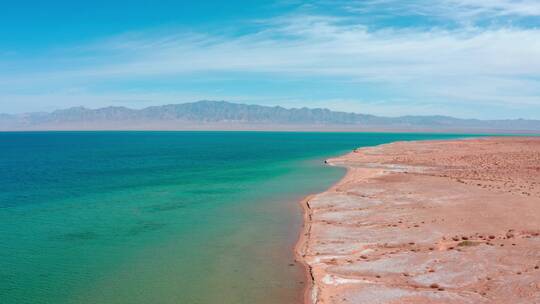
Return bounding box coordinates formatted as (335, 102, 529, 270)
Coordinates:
(0, 132, 468, 303)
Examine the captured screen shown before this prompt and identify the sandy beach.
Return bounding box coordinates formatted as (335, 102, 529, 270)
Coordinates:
(296, 137, 540, 304)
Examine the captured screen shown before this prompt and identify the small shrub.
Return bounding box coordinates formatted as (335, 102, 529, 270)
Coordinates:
(457, 240, 478, 247)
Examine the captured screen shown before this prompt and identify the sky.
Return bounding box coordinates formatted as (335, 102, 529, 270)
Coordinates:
(0, 0, 539, 119)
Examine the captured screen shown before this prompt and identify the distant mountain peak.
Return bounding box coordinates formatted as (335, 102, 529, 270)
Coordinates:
(0, 100, 539, 132)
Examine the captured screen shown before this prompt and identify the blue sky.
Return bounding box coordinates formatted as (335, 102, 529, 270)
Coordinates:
(1, 0, 539, 119)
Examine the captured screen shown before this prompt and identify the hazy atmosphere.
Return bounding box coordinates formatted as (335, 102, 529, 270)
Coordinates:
(1, 0, 539, 119)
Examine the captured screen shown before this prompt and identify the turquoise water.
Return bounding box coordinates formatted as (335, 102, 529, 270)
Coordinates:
(0, 132, 467, 304)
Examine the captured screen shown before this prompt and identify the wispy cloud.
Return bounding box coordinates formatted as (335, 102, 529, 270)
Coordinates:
(343, 0, 540, 22)
(447, 0, 540, 17)
(0, 2, 539, 118)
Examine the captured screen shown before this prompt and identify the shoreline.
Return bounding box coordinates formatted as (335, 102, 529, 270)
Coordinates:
(295, 194, 316, 304)
(295, 136, 540, 303)
(295, 144, 388, 304)
(295, 162, 356, 304)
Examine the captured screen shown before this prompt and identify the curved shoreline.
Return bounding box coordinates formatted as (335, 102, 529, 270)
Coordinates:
(294, 139, 462, 303)
(294, 194, 316, 304)
(294, 156, 358, 304)
(294, 141, 405, 304)
(295, 137, 540, 304)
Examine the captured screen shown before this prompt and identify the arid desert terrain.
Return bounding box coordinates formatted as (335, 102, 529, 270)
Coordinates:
(297, 137, 540, 304)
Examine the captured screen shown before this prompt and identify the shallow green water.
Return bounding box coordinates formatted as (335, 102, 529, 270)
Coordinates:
(0, 132, 469, 304)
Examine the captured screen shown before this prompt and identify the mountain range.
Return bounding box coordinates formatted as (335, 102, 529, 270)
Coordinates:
(1, 100, 539, 133)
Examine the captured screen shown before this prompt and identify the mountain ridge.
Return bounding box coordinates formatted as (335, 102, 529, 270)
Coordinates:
(1, 100, 539, 132)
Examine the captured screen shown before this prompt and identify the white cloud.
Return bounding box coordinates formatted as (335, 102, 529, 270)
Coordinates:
(0, 9, 539, 118)
(6, 17, 540, 79)
(344, 0, 540, 20)
(448, 0, 540, 16)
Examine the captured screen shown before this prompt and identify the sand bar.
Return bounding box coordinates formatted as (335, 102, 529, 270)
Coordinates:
(296, 137, 540, 304)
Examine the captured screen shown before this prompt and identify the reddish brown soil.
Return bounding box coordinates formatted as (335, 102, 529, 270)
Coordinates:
(297, 137, 540, 304)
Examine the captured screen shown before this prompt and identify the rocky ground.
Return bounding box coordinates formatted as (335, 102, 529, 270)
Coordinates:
(297, 137, 540, 304)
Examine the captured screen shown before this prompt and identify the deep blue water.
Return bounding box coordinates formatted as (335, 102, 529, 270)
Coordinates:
(0, 131, 470, 304)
